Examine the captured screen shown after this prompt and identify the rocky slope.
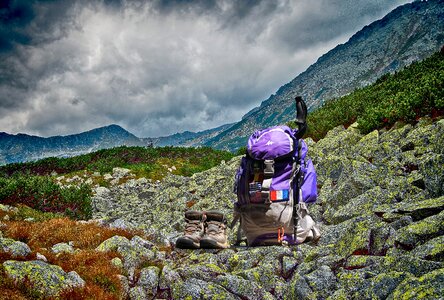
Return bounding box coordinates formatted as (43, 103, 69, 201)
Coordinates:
(202, 0, 444, 151)
(2, 117, 443, 299)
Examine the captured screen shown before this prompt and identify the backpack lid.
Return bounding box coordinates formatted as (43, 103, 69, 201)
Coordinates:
(247, 125, 296, 160)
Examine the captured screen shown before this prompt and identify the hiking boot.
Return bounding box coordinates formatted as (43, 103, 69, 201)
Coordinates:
(176, 210, 205, 249)
(200, 210, 229, 249)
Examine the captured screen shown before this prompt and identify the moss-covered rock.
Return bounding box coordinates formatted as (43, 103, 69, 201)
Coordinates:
(83, 118, 444, 299)
(329, 186, 394, 223)
(388, 268, 444, 300)
(136, 266, 160, 297)
(177, 263, 226, 282)
(418, 153, 444, 197)
(403, 120, 444, 156)
(320, 216, 388, 257)
(352, 271, 413, 300)
(304, 265, 338, 299)
(288, 272, 316, 300)
(0, 237, 31, 257)
(382, 255, 443, 277)
(95, 235, 131, 252)
(234, 262, 282, 292)
(412, 235, 444, 262)
(313, 125, 363, 158)
(376, 196, 444, 222)
(3, 260, 85, 297)
(215, 274, 274, 300)
(353, 129, 380, 160)
(51, 242, 75, 254)
(395, 210, 444, 249)
(170, 277, 237, 300)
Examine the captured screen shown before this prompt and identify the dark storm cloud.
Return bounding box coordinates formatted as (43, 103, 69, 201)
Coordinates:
(0, 0, 412, 138)
(0, 0, 34, 52)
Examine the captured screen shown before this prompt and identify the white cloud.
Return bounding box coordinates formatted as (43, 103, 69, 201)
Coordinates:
(0, 0, 411, 137)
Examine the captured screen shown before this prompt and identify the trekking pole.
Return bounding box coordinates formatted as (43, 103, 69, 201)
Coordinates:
(293, 96, 307, 242)
(295, 96, 307, 139)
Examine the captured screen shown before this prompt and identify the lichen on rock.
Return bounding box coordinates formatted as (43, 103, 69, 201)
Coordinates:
(3, 260, 85, 297)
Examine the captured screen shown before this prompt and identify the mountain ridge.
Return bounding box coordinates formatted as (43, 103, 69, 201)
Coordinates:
(200, 0, 444, 151)
(0, 123, 234, 165)
(0, 124, 148, 165)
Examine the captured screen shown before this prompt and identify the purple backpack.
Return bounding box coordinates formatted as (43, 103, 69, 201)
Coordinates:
(232, 119, 318, 246)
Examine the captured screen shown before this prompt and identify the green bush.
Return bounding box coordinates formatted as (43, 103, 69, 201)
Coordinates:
(0, 175, 92, 220)
(0, 146, 234, 179)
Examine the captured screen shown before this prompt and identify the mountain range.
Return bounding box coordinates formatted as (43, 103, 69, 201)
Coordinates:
(1, 0, 443, 164)
(0, 125, 147, 165)
(0, 124, 231, 165)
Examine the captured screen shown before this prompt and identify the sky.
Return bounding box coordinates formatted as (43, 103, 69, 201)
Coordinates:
(0, 0, 412, 138)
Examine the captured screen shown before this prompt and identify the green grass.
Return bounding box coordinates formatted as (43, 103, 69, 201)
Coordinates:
(0, 146, 234, 219)
(0, 146, 234, 179)
(289, 50, 444, 140)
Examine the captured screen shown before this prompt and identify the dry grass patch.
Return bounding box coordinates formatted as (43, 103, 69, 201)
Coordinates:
(46, 250, 123, 300)
(4, 218, 140, 249)
(1, 217, 150, 299)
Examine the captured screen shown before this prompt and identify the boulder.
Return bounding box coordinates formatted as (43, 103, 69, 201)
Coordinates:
(51, 242, 75, 254)
(395, 210, 444, 249)
(0, 238, 32, 257)
(137, 266, 160, 297)
(170, 277, 238, 300)
(412, 235, 444, 262)
(3, 260, 85, 297)
(215, 274, 274, 300)
(388, 268, 444, 300)
(304, 265, 338, 299)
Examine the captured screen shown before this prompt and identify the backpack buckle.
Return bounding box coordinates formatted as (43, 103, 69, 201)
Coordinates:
(264, 159, 275, 177)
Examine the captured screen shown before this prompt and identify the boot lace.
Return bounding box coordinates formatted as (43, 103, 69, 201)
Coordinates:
(206, 220, 226, 236)
(184, 218, 204, 235)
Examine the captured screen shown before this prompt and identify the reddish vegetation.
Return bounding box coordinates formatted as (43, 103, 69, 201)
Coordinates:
(0, 217, 147, 299)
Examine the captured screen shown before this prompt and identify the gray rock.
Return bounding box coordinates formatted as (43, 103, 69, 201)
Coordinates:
(282, 256, 299, 278)
(3, 260, 85, 297)
(96, 235, 131, 252)
(51, 242, 75, 254)
(304, 265, 337, 299)
(36, 252, 47, 262)
(117, 243, 155, 282)
(117, 274, 130, 299)
(129, 286, 148, 300)
(0, 238, 32, 257)
(108, 218, 129, 230)
(159, 265, 182, 290)
(388, 268, 444, 300)
(137, 266, 160, 297)
(171, 277, 238, 300)
(131, 235, 154, 249)
(289, 272, 314, 300)
(412, 235, 444, 262)
(215, 274, 274, 300)
(113, 167, 132, 178)
(418, 153, 444, 197)
(0, 204, 19, 213)
(395, 210, 444, 249)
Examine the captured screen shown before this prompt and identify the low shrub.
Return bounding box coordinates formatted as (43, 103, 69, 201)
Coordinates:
(289, 50, 444, 140)
(0, 176, 92, 220)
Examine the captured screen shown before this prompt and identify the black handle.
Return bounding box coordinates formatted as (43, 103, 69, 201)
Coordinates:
(295, 96, 307, 138)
